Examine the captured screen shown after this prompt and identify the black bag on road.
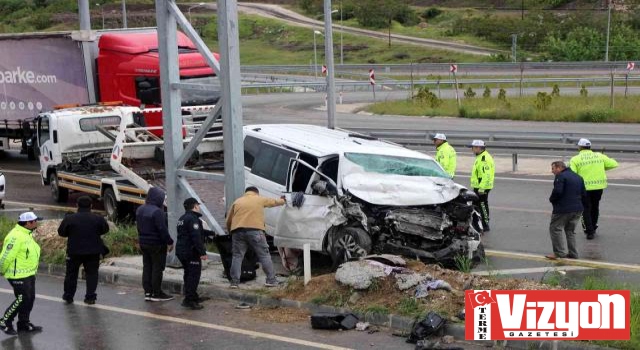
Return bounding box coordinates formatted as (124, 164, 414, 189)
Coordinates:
(310, 312, 359, 330)
(407, 311, 446, 344)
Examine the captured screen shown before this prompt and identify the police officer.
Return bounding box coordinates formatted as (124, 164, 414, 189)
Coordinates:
(469, 140, 495, 232)
(176, 198, 209, 310)
(432, 133, 456, 177)
(0, 212, 43, 335)
(569, 138, 618, 239)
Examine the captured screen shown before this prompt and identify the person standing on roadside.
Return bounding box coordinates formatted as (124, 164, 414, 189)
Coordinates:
(225, 187, 285, 289)
(0, 212, 43, 335)
(176, 198, 209, 310)
(546, 161, 586, 260)
(136, 187, 174, 302)
(58, 196, 109, 305)
(469, 140, 494, 232)
(569, 138, 618, 239)
(432, 133, 456, 178)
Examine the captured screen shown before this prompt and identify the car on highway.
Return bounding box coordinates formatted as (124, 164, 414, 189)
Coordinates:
(243, 124, 484, 267)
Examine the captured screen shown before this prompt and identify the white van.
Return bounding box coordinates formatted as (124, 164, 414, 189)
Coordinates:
(243, 124, 484, 266)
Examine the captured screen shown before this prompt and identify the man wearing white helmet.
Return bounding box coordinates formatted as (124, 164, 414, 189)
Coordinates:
(468, 140, 494, 232)
(569, 138, 618, 239)
(432, 133, 456, 177)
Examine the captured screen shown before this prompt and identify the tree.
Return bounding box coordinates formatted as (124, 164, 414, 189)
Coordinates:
(483, 87, 491, 98)
(544, 27, 603, 61)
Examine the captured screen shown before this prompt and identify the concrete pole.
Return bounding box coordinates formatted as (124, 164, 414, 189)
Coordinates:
(122, 0, 127, 28)
(324, 0, 337, 129)
(313, 31, 318, 78)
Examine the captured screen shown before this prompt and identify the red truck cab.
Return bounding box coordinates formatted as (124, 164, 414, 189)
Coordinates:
(96, 31, 220, 135)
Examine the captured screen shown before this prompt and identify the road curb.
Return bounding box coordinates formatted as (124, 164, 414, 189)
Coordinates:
(38, 262, 615, 350)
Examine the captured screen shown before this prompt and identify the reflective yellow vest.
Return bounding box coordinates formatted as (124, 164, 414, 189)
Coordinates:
(435, 142, 457, 177)
(471, 150, 495, 190)
(0, 224, 41, 279)
(569, 150, 618, 191)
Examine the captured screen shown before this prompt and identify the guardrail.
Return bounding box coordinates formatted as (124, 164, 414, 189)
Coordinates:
(241, 61, 638, 75)
(344, 127, 640, 159)
(241, 76, 640, 93)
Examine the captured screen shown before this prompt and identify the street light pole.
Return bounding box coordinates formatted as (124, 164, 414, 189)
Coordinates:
(339, 2, 343, 65)
(96, 3, 105, 29)
(313, 30, 322, 78)
(121, 0, 127, 28)
(605, 0, 612, 62)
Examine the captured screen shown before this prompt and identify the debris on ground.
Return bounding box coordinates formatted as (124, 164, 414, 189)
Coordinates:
(442, 335, 455, 344)
(250, 306, 309, 323)
(310, 312, 359, 330)
(396, 272, 430, 290)
(274, 256, 562, 322)
(235, 302, 251, 310)
(364, 254, 406, 266)
(356, 322, 370, 331)
(335, 260, 387, 289)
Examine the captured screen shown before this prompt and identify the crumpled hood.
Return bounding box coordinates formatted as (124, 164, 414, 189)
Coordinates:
(342, 173, 462, 206)
(146, 187, 165, 207)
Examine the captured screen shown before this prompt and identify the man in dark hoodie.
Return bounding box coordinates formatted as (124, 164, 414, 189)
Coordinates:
(136, 187, 174, 301)
(58, 196, 109, 305)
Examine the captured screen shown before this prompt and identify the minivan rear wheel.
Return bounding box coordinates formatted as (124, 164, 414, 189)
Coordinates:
(330, 227, 372, 266)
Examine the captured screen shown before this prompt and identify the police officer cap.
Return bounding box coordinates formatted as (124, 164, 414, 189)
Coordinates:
(577, 138, 591, 147)
(183, 197, 200, 209)
(467, 139, 485, 147)
(432, 133, 447, 141)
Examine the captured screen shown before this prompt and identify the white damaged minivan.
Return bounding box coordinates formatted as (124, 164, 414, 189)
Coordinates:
(243, 124, 484, 266)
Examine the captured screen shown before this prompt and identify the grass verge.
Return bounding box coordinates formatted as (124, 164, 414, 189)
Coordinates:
(367, 94, 640, 123)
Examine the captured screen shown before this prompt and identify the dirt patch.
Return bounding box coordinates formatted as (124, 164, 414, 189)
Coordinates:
(274, 260, 560, 320)
(251, 306, 310, 323)
(33, 219, 67, 251)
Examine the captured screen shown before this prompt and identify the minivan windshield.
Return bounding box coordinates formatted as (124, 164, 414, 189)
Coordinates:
(344, 152, 450, 178)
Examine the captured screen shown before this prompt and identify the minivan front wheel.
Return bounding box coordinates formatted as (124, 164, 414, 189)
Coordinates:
(330, 227, 372, 266)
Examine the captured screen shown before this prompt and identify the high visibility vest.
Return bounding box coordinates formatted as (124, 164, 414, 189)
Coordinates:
(0, 224, 41, 279)
(435, 142, 457, 177)
(471, 150, 495, 190)
(569, 150, 618, 190)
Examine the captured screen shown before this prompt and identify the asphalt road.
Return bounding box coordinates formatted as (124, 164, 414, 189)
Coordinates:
(0, 275, 484, 350)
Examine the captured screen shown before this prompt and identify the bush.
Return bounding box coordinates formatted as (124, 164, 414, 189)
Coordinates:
(577, 109, 617, 123)
(464, 87, 476, 99)
(422, 7, 442, 20)
(483, 87, 491, 98)
(393, 52, 410, 60)
(551, 84, 560, 97)
(498, 88, 507, 101)
(393, 5, 420, 27)
(535, 92, 552, 110)
(414, 86, 442, 108)
(580, 84, 588, 97)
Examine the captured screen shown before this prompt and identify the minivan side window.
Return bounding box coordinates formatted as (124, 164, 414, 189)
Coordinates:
(251, 143, 297, 186)
(244, 135, 262, 169)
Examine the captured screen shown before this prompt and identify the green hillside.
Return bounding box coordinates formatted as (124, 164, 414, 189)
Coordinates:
(1, 1, 639, 63)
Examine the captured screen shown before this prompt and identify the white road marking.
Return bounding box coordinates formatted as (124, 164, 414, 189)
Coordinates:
(492, 205, 640, 222)
(456, 174, 640, 188)
(0, 289, 350, 350)
(486, 249, 640, 272)
(473, 265, 593, 276)
(0, 169, 40, 176)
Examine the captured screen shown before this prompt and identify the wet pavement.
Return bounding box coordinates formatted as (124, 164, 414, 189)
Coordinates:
(0, 275, 485, 350)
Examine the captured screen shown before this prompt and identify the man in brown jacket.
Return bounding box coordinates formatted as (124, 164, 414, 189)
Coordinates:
(225, 186, 285, 288)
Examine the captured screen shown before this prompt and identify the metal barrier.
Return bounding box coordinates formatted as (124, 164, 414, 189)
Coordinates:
(344, 127, 640, 155)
